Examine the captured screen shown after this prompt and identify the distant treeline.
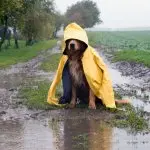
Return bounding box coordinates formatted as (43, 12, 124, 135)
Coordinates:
(0, 0, 101, 50)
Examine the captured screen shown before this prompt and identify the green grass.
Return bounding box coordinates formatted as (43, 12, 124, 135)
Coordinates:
(18, 77, 122, 111)
(19, 81, 62, 110)
(72, 133, 89, 149)
(88, 31, 150, 50)
(113, 50, 150, 67)
(19, 52, 62, 110)
(112, 104, 149, 133)
(40, 53, 62, 72)
(0, 39, 57, 68)
(87, 31, 150, 67)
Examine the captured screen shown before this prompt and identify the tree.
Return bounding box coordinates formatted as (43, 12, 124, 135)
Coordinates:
(8, 5, 25, 49)
(0, 0, 64, 49)
(52, 12, 64, 38)
(65, 0, 102, 28)
(0, 0, 23, 50)
(22, 0, 56, 45)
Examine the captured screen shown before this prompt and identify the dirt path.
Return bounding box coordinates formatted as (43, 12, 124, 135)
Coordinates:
(0, 46, 58, 120)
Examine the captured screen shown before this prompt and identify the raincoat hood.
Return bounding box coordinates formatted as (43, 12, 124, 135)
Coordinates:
(64, 23, 88, 44)
(62, 23, 88, 53)
(47, 23, 116, 109)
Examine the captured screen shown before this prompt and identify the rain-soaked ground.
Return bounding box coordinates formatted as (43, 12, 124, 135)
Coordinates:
(0, 44, 150, 150)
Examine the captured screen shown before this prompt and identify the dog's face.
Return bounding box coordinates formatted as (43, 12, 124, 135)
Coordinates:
(68, 39, 80, 51)
(64, 39, 87, 58)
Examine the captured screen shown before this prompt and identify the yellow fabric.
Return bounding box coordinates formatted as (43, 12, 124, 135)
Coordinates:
(47, 22, 116, 108)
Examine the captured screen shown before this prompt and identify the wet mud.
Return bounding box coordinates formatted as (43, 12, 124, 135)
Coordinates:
(99, 49, 150, 114)
(0, 119, 55, 150)
(0, 44, 150, 150)
(0, 47, 57, 120)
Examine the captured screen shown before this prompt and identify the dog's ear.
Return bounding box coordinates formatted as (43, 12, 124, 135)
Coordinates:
(63, 48, 67, 55)
(63, 40, 70, 55)
(79, 40, 88, 52)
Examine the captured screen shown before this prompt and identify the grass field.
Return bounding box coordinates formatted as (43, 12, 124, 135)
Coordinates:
(113, 50, 150, 67)
(0, 39, 57, 68)
(88, 31, 150, 50)
(88, 31, 150, 67)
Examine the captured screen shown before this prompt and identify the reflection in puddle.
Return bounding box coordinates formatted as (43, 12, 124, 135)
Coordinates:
(0, 117, 150, 150)
(122, 88, 150, 112)
(49, 118, 150, 150)
(0, 120, 56, 150)
(112, 128, 149, 150)
(131, 98, 150, 112)
(135, 89, 150, 100)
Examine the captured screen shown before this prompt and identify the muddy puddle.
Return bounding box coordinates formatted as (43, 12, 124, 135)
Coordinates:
(0, 44, 150, 150)
(0, 119, 56, 150)
(50, 117, 150, 150)
(1, 116, 150, 150)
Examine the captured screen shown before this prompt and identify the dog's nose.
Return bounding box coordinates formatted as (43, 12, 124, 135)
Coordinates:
(70, 43, 75, 50)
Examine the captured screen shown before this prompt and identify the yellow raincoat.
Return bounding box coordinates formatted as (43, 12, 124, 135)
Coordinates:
(47, 23, 116, 108)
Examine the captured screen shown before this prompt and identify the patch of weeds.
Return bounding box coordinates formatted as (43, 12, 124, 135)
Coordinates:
(72, 133, 89, 149)
(99, 121, 111, 131)
(113, 50, 150, 68)
(114, 90, 122, 99)
(49, 118, 62, 136)
(19, 80, 63, 110)
(111, 104, 149, 133)
(48, 118, 64, 150)
(40, 53, 62, 72)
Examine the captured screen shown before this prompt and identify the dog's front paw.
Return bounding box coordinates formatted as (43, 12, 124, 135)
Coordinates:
(88, 102, 96, 109)
(69, 102, 76, 109)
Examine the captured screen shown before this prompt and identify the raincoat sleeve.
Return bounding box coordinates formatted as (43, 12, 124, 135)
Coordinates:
(92, 49, 116, 108)
(47, 55, 67, 105)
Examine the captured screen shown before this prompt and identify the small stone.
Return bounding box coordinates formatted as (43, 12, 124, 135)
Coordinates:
(0, 111, 6, 115)
(9, 88, 16, 91)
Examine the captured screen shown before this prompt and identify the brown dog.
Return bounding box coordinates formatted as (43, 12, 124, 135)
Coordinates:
(64, 39, 96, 109)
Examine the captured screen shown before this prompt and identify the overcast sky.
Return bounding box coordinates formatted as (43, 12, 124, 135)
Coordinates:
(55, 0, 150, 28)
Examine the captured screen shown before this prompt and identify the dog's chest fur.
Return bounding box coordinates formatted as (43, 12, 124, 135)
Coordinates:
(68, 59, 87, 87)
